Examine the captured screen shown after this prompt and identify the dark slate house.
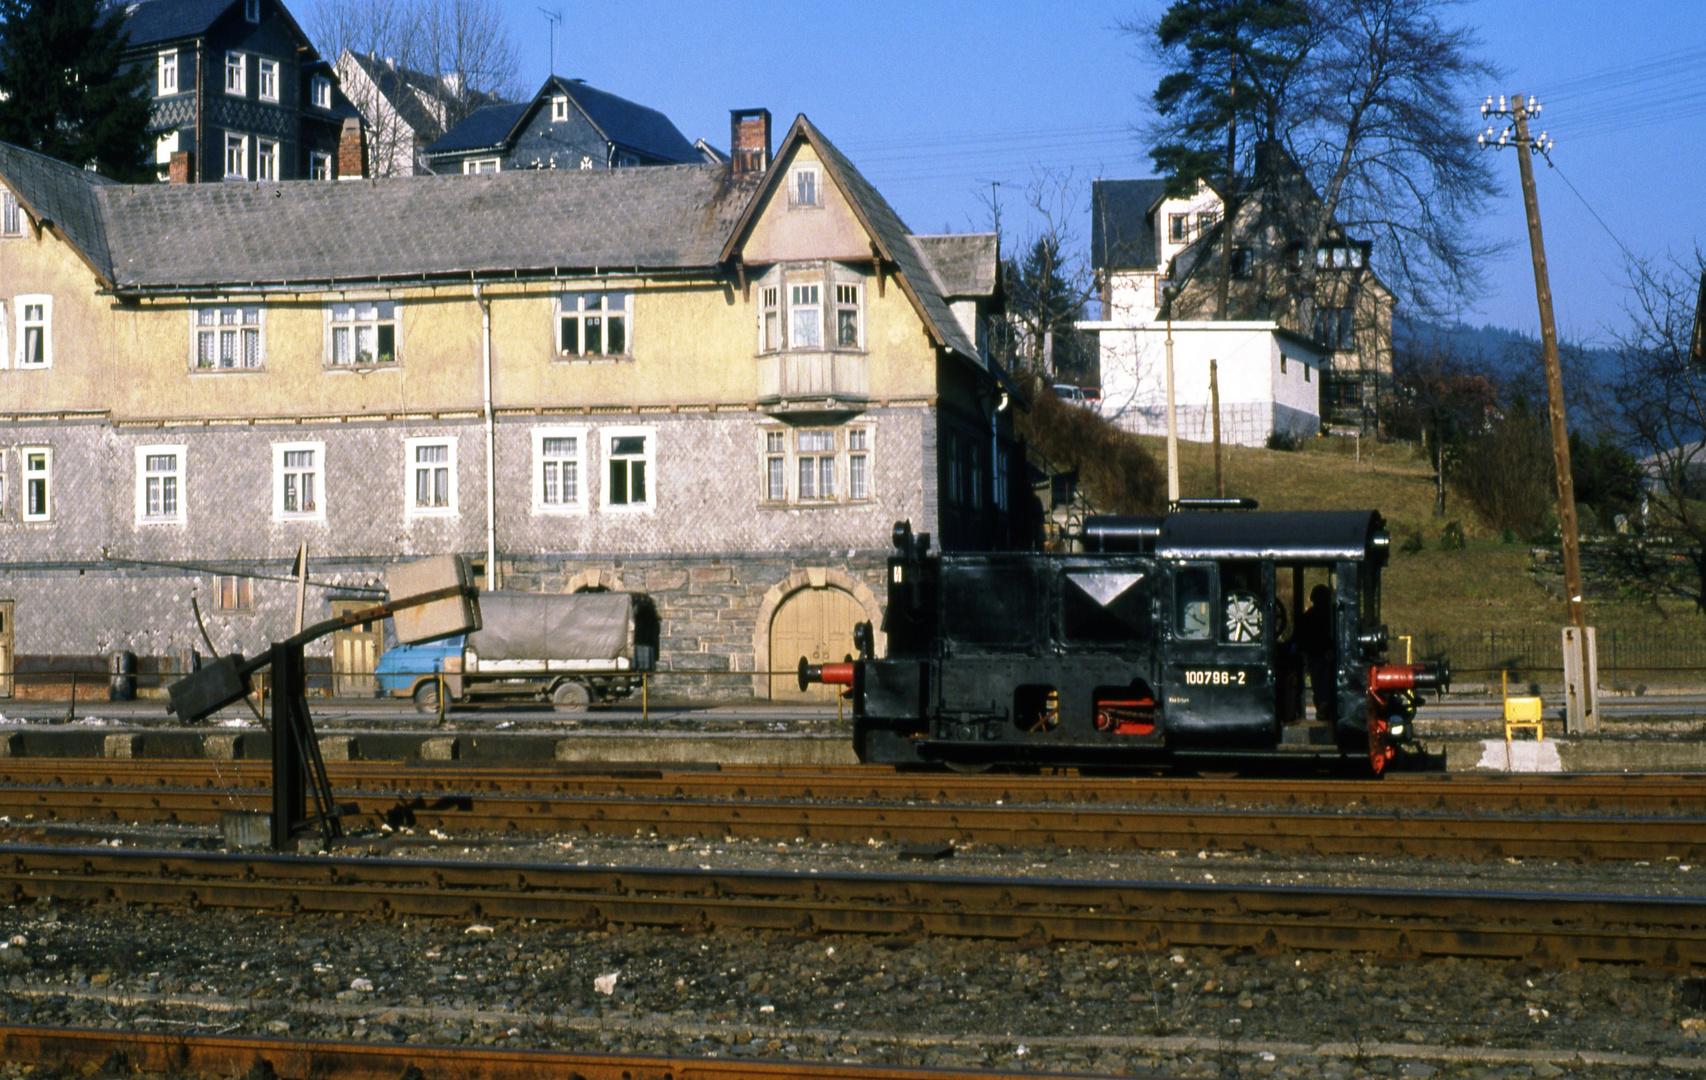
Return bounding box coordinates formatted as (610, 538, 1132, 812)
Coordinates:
(121, 0, 358, 182)
(422, 75, 699, 175)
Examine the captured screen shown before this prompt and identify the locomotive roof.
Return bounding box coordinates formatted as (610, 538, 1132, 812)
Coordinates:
(1087, 510, 1388, 564)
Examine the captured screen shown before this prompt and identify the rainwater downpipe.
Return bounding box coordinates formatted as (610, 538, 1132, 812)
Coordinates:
(476, 284, 497, 591)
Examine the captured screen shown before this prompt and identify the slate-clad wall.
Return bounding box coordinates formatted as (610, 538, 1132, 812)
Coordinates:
(0, 408, 929, 696)
(503, 104, 613, 171)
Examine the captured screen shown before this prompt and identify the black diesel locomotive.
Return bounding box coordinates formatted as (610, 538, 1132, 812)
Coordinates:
(803, 503, 1446, 774)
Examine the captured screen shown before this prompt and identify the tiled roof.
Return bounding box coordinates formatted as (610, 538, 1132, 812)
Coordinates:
(423, 78, 699, 165)
(120, 0, 237, 46)
(914, 234, 998, 298)
(558, 78, 698, 164)
(423, 102, 528, 154)
(1091, 178, 1166, 271)
(0, 142, 117, 281)
(92, 164, 761, 289)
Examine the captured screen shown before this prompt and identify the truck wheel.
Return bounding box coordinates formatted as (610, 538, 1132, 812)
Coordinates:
(552, 681, 591, 712)
(412, 680, 441, 715)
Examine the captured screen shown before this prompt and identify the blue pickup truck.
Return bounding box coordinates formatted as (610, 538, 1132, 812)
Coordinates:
(376, 590, 657, 711)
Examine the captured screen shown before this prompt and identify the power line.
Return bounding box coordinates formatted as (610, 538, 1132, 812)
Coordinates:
(1547, 161, 1635, 263)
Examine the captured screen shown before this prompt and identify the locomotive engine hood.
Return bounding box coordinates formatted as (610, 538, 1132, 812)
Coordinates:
(1087, 510, 1389, 567)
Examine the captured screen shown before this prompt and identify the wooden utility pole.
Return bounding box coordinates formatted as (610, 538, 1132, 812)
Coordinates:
(1482, 92, 1594, 732)
(1210, 359, 1224, 497)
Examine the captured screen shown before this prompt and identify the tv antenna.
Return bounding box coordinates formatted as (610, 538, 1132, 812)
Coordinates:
(538, 7, 562, 76)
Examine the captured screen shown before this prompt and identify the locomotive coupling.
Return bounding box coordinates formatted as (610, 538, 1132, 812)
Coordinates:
(1368, 661, 1451, 694)
(798, 657, 856, 693)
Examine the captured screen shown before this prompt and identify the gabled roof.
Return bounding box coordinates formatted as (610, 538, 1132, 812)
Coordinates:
(423, 77, 698, 165)
(98, 165, 761, 290)
(0, 142, 117, 283)
(1091, 178, 1166, 272)
(120, 0, 317, 57)
(914, 234, 999, 298)
(424, 102, 527, 154)
(340, 51, 470, 142)
(721, 115, 984, 367)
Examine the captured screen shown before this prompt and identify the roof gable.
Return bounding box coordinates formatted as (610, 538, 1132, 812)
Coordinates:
(555, 78, 698, 164)
(0, 142, 116, 283)
(1091, 178, 1166, 272)
(720, 115, 983, 364)
(121, 0, 317, 57)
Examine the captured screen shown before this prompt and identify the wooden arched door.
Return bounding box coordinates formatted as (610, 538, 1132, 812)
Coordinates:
(769, 587, 864, 701)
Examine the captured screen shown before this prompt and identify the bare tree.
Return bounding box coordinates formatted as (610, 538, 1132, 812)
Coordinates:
(1599, 253, 1706, 616)
(310, 0, 520, 174)
(1280, 0, 1504, 318)
(986, 169, 1101, 383)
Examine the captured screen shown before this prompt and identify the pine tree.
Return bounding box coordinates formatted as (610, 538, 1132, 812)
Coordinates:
(0, 0, 152, 179)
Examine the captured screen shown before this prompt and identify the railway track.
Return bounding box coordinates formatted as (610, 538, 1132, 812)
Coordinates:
(0, 1023, 1094, 1080)
(1, 779, 1704, 861)
(0, 843, 1701, 965)
(2, 758, 1705, 812)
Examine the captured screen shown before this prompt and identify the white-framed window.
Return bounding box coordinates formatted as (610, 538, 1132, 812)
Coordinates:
(789, 165, 820, 207)
(257, 59, 278, 102)
(157, 50, 178, 95)
(154, 130, 179, 168)
(531, 426, 587, 515)
(135, 444, 186, 526)
(329, 300, 396, 365)
(1169, 214, 1190, 243)
(405, 437, 457, 516)
(601, 427, 653, 511)
(848, 427, 870, 500)
(16, 295, 49, 368)
(244, 0, 260, 22)
(311, 75, 331, 110)
(551, 95, 569, 122)
(834, 283, 861, 348)
(763, 430, 786, 501)
(256, 138, 278, 181)
(558, 292, 629, 357)
(759, 285, 780, 352)
(194, 305, 262, 369)
(463, 158, 500, 174)
(224, 133, 247, 178)
(1, 190, 20, 236)
(215, 574, 253, 612)
(225, 51, 246, 96)
(789, 283, 821, 349)
(310, 151, 331, 180)
(797, 429, 835, 501)
(22, 447, 49, 521)
(272, 441, 324, 521)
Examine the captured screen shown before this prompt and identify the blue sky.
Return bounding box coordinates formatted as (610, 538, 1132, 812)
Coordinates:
(333, 0, 1705, 343)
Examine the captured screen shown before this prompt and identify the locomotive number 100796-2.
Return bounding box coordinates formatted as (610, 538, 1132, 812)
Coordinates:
(1180, 668, 1249, 686)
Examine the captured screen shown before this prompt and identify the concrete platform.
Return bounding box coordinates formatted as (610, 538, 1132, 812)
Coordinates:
(3, 721, 1706, 773)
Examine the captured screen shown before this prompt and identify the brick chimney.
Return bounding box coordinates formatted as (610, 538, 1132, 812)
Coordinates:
(168, 150, 193, 185)
(337, 118, 368, 180)
(729, 108, 771, 176)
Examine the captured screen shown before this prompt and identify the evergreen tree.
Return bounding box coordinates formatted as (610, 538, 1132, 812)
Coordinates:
(0, 0, 152, 179)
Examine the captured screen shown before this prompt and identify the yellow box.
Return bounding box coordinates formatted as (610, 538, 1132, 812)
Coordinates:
(1504, 696, 1544, 723)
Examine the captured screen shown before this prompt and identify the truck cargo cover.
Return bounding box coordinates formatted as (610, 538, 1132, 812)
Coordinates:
(466, 591, 632, 662)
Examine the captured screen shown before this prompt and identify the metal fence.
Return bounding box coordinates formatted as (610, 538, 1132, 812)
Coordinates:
(1397, 627, 1706, 679)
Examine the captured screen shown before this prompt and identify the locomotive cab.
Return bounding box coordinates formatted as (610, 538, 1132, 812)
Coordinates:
(818, 507, 1443, 774)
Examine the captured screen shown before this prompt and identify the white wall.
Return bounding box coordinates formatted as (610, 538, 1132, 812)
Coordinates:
(1081, 320, 1322, 447)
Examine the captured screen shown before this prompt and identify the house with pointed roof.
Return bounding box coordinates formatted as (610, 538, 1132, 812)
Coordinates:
(421, 75, 700, 175)
(334, 50, 500, 177)
(121, 0, 359, 182)
(1083, 146, 1395, 442)
(0, 109, 1014, 702)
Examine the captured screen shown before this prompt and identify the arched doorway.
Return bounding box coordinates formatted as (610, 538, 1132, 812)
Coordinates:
(769, 586, 865, 701)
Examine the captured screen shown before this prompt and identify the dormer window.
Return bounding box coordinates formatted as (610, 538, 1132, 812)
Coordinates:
(789, 166, 820, 208)
(1315, 244, 1366, 269)
(245, 0, 260, 22)
(551, 95, 568, 122)
(311, 75, 331, 110)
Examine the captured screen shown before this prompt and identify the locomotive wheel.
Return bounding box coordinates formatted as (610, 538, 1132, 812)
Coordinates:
(1367, 717, 1396, 776)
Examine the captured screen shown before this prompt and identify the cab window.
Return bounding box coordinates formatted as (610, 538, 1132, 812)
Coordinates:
(1173, 565, 1214, 641)
(1220, 561, 1263, 644)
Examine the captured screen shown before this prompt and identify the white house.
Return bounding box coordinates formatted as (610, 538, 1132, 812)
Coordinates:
(1080, 318, 1324, 447)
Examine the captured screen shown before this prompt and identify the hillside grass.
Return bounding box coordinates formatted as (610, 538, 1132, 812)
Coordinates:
(1143, 434, 1703, 643)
